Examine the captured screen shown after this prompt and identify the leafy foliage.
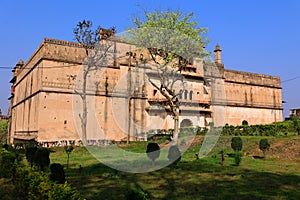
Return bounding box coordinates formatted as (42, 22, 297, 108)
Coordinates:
(126, 183, 152, 200)
(128, 9, 210, 145)
(168, 145, 181, 168)
(242, 120, 248, 126)
(234, 151, 243, 166)
(0, 120, 8, 143)
(130, 9, 209, 61)
(48, 182, 82, 200)
(13, 167, 81, 200)
(0, 147, 16, 178)
(26, 146, 38, 168)
(231, 137, 243, 152)
(259, 139, 270, 158)
(33, 148, 50, 171)
(50, 163, 65, 184)
(146, 143, 160, 165)
(222, 121, 294, 136)
(291, 116, 300, 135)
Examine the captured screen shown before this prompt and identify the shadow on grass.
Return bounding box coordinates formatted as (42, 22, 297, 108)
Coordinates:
(252, 155, 265, 159)
(63, 158, 300, 200)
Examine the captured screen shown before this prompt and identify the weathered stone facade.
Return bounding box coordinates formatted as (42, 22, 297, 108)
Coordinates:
(8, 37, 283, 144)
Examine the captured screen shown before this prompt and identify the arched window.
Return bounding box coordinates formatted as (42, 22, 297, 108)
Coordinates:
(189, 91, 193, 100)
(184, 90, 188, 100)
(178, 90, 182, 99)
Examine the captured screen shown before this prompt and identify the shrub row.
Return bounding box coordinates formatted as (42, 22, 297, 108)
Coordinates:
(146, 126, 208, 141)
(13, 167, 81, 200)
(221, 121, 295, 136)
(0, 145, 81, 200)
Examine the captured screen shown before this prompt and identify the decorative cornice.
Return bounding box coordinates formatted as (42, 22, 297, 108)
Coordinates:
(43, 38, 83, 48)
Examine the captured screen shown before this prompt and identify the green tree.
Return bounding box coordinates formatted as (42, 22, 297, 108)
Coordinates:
(146, 142, 160, 166)
(26, 146, 38, 168)
(242, 120, 248, 126)
(73, 20, 114, 145)
(129, 9, 209, 145)
(259, 138, 270, 159)
(33, 147, 50, 171)
(291, 116, 300, 135)
(233, 151, 243, 166)
(25, 140, 39, 167)
(168, 145, 181, 168)
(231, 137, 243, 152)
(0, 148, 16, 178)
(0, 120, 8, 144)
(50, 163, 65, 184)
(231, 137, 243, 165)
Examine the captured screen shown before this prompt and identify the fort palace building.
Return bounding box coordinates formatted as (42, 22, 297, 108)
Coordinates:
(8, 31, 283, 144)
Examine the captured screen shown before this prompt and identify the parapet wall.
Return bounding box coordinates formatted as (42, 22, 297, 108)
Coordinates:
(42, 38, 87, 64)
(225, 69, 281, 88)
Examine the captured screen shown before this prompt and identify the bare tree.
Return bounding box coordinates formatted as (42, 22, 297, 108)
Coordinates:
(73, 20, 114, 145)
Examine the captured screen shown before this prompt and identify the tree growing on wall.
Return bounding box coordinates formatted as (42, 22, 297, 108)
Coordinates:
(129, 9, 209, 145)
(73, 20, 114, 145)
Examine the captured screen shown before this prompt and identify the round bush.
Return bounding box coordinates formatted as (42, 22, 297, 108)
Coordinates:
(50, 163, 65, 184)
(231, 137, 243, 151)
(146, 143, 160, 164)
(168, 145, 181, 167)
(33, 148, 50, 171)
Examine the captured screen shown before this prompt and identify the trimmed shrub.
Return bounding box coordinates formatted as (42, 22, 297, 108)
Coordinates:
(50, 163, 65, 184)
(259, 139, 270, 159)
(231, 137, 243, 152)
(234, 151, 243, 166)
(242, 120, 248, 126)
(25, 146, 37, 168)
(221, 121, 294, 136)
(168, 145, 181, 168)
(146, 143, 160, 166)
(33, 148, 50, 171)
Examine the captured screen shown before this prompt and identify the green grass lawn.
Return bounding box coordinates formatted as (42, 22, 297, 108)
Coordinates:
(49, 135, 300, 200)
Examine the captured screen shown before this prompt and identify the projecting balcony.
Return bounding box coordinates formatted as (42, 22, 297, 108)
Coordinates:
(146, 98, 211, 113)
(147, 97, 210, 105)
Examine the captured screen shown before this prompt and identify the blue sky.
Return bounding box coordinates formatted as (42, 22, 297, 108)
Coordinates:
(0, 0, 299, 117)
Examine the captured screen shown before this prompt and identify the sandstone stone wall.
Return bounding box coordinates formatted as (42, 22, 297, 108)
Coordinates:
(224, 69, 281, 88)
(225, 106, 283, 125)
(223, 69, 283, 125)
(9, 38, 283, 143)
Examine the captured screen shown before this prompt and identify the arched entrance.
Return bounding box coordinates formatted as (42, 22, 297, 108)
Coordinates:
(180, 119, 193, 127)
